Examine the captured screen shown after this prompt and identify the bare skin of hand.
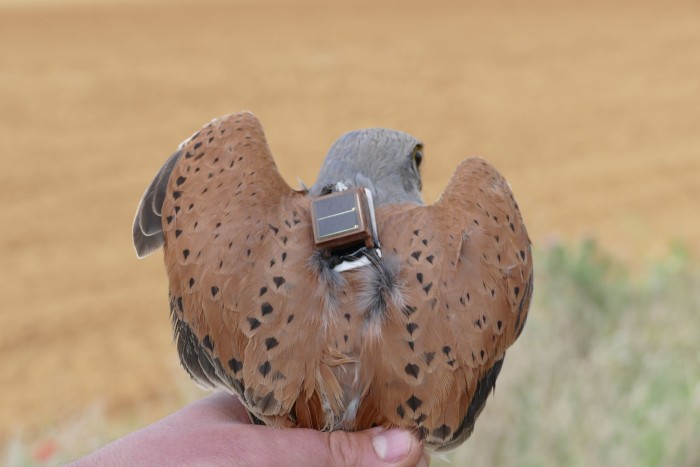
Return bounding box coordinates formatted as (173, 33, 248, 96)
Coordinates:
(70, 392, 429, 467)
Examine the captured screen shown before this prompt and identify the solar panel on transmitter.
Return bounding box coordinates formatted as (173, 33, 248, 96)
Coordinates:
(315, 193, 359, 238)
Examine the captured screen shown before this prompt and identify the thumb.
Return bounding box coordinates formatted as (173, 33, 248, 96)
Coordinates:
(323, 427, 426, 467)
(247, 425, 427, 467)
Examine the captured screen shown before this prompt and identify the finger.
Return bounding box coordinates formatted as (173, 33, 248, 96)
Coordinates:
(222, 425, 425, 467)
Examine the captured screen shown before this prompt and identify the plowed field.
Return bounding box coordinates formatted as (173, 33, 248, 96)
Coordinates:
(1, 0, 698, 441)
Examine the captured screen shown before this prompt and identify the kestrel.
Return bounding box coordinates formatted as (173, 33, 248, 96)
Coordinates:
(133, 112, 533, 451)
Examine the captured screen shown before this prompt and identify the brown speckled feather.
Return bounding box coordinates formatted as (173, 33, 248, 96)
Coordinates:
(352, 158, 533, 450)
(160, 113, 342, 427)
(137, 112, 533, 451)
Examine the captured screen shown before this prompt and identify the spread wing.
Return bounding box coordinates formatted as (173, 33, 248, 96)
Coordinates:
(134, 112, 340, 426)
(354, 157, 533, 450)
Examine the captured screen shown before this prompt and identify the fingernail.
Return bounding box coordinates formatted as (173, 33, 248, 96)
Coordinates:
(372, 429, 413, 462)
(417, 453, 430, 467)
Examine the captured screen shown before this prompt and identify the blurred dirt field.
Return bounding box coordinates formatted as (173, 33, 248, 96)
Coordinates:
(1, 0, 699, 445)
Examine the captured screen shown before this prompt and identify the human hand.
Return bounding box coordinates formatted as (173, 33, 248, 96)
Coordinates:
(70, 392, 428, 466)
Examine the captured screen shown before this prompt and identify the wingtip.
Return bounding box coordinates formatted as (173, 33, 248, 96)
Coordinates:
(132, 206, 164, 258)
(133, 243, 148, 259)
(133, 230, 164, 259)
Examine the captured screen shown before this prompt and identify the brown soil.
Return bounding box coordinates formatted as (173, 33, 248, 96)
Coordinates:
(0, 0, 698, 442)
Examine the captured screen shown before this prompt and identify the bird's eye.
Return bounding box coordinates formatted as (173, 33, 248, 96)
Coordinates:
(414, 151, 423, 168)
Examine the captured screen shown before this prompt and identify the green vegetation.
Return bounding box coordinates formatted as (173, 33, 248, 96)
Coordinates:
(5, 241, 699, 465)
(442, 240, 700, 467)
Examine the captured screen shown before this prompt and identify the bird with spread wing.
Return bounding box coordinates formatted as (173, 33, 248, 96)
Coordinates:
(133, 112, 533, 451)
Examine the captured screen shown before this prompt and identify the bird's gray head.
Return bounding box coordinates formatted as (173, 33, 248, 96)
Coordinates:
(309, 128, 424, 206)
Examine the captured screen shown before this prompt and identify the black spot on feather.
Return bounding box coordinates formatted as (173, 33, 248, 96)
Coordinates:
(397, 405, 405, 419)
(432, 424, 452, 440)
(407, 395, 423, 411)
(258, 361, 271, 377)
(202, 335, 214, 351)
(405, 363, 420, 378)
(228, 358, 243, 374)
(247, 317, 261, 330)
